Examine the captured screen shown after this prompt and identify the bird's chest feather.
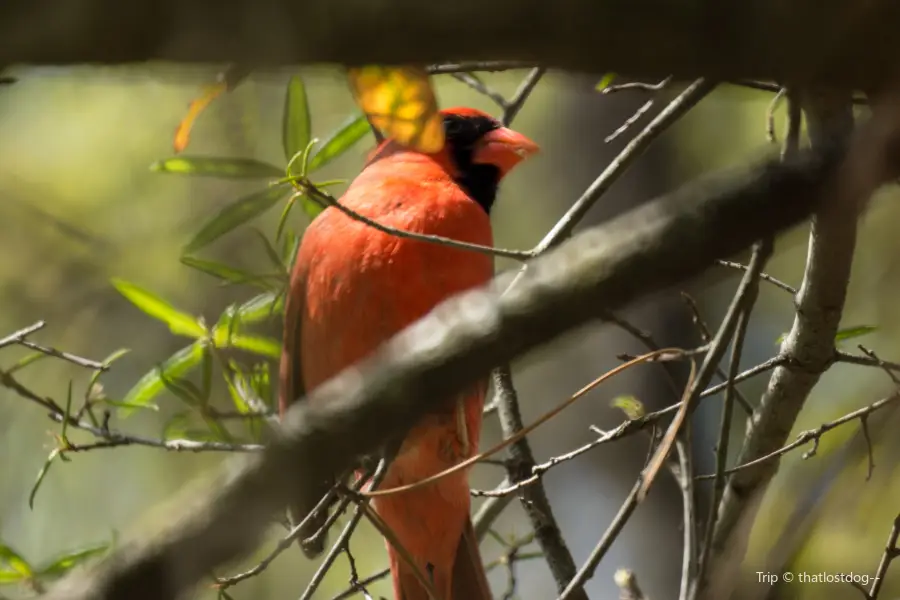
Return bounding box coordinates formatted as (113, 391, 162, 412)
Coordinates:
(299, 175, 493, 390)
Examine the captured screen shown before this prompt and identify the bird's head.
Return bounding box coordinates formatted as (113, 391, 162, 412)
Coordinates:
(436, 107, 539, 213)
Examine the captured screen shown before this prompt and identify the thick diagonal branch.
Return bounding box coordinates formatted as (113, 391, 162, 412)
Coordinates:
(2, 0, 900, 90)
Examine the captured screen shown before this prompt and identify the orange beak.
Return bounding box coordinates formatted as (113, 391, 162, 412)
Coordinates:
(472, 126, 539, 177)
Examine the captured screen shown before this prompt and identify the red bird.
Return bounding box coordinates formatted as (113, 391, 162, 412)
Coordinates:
(279, 107, 538, 600)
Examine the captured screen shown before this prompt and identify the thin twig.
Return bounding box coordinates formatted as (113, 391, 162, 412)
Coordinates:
(532, 78, 715, 255)
(213, 482, 342, 589)
(716, 259, 797, 294)
(766, 87, 786, 143)
(306, 186, 531, 261)
(601, 78, 671, 94)
(679, 291, 754, 415)
(0, 321, 46, 349)
(503, 67, 545, 125)
(866, 513, 900, 599)
(298, 462, 388, 600)
(696, 391, 900, 480)
(692, 240, 770, 599)
(674, 436, 697, 600)
(557, 478, 643, 600)
(491, 366, 584, 598)
(451, 72, 509, 109)
(640, 240, 773, 500)
(605, 99, 655, 144)
(427, 62, 535, 75)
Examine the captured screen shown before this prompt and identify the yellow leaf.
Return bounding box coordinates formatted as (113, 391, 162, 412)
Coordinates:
(173, 82, 227, 154)
(172, 65, 251, 154)
(347, 66, 444, 153)
(611, 395, 645, 420)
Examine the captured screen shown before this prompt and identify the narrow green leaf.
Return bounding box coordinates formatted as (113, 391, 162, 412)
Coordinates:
(37, 544, 108, 578)
(0, 544, 33, 578)
(835, 325, 877, 343)
(200, 343, 213, 403)
(227, 334, 281, 359)
(308, 113, 371, 172)
(284, 232, 302, 274)
(111, 279, 206, 338)
(282, 76, 312, 163)
(183, 185, 290, 254)
(180, 256, 276, 289)
(87, 348, 130, 396)
(119, 343, 205, 417)
(100, 399, 159, 412)
(29, 450, 59, 509)
(0, 570, 26, 584)
(150, 157, 282, 179)
(275, 193, 300, 241)
(162, 411, 193, 439)
(595, 73, 617, 91)
(213, 327, 280, 359)
(250, 362, 274, 411)
(6, 352, 48, 374)
(237, 292, 283, 323)
(160, 367, 205, 408)
(252, 228, 285, 271)
(223, 363, 251, 415)
(611, 395, 645, 420)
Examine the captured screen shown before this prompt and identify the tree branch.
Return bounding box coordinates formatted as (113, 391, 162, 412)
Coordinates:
(42, 122, 897, 600)
(3, 0, 900, 90)
(707, 89, 859, 590)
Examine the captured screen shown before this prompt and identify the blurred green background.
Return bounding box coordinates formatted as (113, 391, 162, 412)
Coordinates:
(2, 67, 900, 600)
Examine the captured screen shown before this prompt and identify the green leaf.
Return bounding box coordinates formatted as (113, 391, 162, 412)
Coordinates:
(6, 351, 48, 374)
(111, 279, 206, 338)
(150, 157, 282, 179)
(180, 256, 277, 289)
(611, 395, 645, 420)
(284, 232, 302, 274)
(162, 411, 193, 439)
(120, 342, 205, 416)
(835, 325, 877, 343)
(87, 348, 130, 396)
(214, 329, 280, 360)
(595, 73, 617, 91)
(252, 228, 285, 271)
(29, 449, 60, 509)
(100, 399, 159, 412)
(37, 544, 108, 578)
(223, 363, 252, 415)
(236, 292, 283, 323)
(250, 362, 274, 411)
(0, 544, 33, 579)
(183, 185, 291, 253)
(282, 76, 312, 164)
(308, 113, 370, 172)
(231, 335, 281, 359)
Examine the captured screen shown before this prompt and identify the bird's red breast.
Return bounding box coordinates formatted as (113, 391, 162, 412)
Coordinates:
(280, 107, 538, 599)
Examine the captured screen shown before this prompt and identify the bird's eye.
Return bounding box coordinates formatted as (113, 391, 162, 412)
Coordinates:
(444, 118, 463, 136)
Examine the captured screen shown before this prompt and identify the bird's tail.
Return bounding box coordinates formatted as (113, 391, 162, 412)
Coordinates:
(390, 516, 491, 600)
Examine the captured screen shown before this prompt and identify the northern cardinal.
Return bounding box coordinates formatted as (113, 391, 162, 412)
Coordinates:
(279, 107, 538, 600)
